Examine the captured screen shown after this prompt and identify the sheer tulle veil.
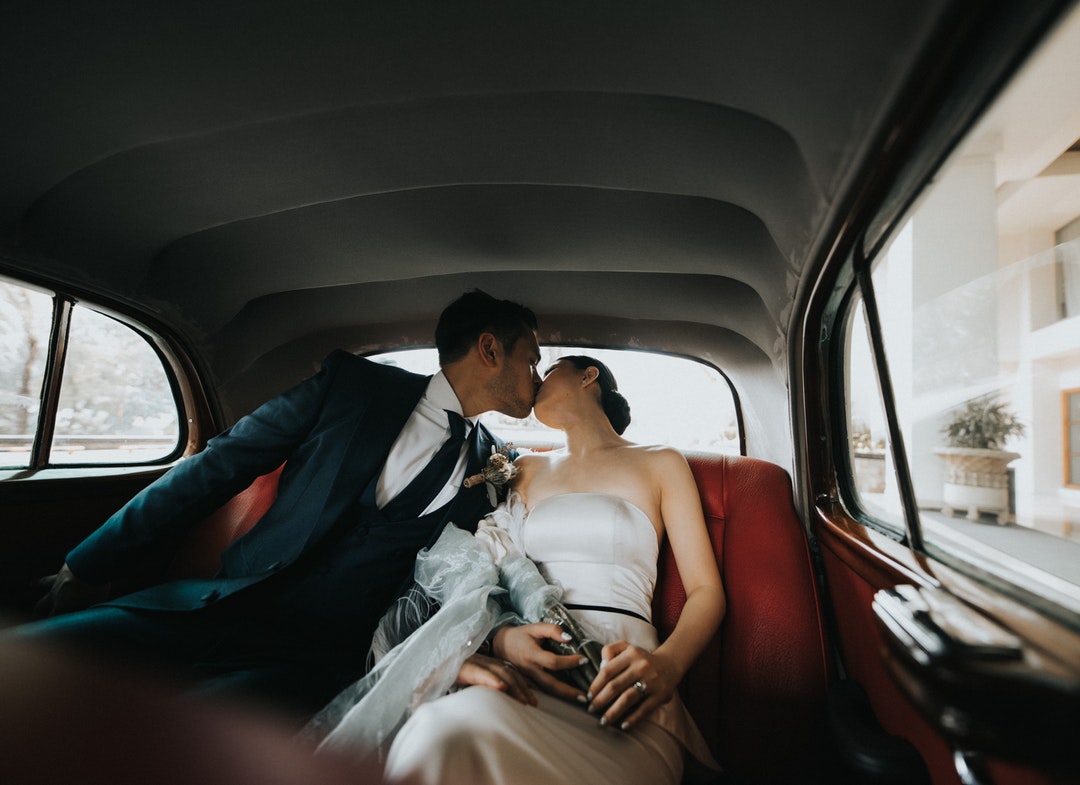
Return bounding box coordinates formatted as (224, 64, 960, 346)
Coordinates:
(305, 494, 569, 757)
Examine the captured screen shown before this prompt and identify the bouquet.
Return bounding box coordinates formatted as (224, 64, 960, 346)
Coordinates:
(540, 603, 605, 692)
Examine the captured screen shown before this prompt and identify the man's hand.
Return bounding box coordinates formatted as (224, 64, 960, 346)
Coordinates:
(454, 653, 537, 706)
(34, 563, 109, 618)
(492, 623, 590, 704)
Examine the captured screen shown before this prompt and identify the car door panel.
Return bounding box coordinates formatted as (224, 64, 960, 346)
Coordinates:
(817, 506, 1080, 785)
(0, 470, 166, 618)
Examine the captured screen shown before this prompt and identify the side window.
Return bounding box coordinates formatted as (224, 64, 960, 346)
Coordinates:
(0, 277, 181, 470)
(840, 7, 1080, 614)
(372, 346, 742, 454)
(0, 280, 52, 467)
(50, 306, 180, 465)
(845, 296, 903, 528)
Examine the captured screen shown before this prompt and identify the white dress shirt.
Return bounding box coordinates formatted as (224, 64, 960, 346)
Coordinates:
(376, 371, 475, 515)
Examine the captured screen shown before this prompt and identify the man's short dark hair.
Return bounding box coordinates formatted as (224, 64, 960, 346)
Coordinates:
(435, 290, 538, 365)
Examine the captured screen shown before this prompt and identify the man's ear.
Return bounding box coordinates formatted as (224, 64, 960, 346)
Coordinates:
(477, 333, 499, 368)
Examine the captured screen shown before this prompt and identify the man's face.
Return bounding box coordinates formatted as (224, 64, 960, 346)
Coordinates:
(490, 331, 542, 419)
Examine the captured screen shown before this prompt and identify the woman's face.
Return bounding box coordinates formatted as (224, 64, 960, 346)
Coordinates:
(533, 359, 580, 427)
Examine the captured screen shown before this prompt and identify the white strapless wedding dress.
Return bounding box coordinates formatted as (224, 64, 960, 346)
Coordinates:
(383, 492, 720, 785)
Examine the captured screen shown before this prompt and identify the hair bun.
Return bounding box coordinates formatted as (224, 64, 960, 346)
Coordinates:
(601, 389, 632, 435)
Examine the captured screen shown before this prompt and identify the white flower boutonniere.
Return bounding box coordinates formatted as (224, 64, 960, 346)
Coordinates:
(463, 444, 518, 506)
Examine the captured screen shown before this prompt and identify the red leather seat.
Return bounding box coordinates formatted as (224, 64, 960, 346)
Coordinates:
(165, 464, 284, 579)
(654, 453, 833, 784)
(176, 453, 833, 783)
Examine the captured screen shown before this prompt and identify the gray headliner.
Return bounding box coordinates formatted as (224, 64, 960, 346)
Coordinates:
(0, 0, 952, 465)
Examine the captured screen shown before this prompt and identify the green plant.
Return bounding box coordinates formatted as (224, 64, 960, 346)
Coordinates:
(941, 396, 1025, 450)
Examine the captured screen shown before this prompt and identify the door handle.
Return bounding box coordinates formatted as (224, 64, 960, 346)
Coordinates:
(872, 584, 1023, 664)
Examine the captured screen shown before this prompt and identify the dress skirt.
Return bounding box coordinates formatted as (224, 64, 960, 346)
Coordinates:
(384, 686, 684, 785)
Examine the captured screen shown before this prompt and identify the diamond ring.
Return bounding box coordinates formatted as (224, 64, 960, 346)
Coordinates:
(633, 680, 647, 696)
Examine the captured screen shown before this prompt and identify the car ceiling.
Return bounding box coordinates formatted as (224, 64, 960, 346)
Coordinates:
(0, 0, 953, 459)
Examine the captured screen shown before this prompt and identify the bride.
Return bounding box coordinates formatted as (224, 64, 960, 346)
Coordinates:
(316, 355, 725, 784)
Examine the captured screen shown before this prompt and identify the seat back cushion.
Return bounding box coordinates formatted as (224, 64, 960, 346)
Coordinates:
(166, 464, 284, 579)
(653, 453, 832, 784)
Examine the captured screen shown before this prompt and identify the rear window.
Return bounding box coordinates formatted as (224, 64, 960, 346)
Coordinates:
(372, 346, 741, 454)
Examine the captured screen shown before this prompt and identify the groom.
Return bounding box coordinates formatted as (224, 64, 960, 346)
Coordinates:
(19, 289, 542, 715)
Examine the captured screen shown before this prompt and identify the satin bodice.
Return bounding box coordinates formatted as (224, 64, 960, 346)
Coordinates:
(521, 492, 659, 626)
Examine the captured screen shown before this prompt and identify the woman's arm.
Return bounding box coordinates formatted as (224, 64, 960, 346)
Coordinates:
(588, 449, 725, 729)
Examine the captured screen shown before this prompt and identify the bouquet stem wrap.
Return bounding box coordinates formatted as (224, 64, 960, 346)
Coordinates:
(539, 603, 605, 692)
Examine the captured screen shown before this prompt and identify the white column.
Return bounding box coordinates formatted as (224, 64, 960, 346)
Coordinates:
(905, 146, 1001, 507)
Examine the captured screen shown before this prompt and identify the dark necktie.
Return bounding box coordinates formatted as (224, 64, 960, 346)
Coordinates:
(381, 410, 469, 519)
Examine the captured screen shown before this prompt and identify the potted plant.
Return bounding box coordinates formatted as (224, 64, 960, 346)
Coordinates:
(851, 419, 886, 494)
(935, 396, 1024, 524)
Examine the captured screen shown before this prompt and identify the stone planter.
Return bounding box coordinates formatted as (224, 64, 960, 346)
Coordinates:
(853, 451, 886, 494)
(934, 447, 1020, 524)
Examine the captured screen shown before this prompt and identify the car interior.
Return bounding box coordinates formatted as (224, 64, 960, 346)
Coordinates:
(2, 2, 1079, 784)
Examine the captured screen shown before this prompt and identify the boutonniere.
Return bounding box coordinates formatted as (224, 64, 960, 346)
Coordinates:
(463, 443, 518, 506)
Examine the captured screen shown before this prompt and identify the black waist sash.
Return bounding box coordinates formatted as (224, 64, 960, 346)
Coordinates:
(564, 602, 649, 623)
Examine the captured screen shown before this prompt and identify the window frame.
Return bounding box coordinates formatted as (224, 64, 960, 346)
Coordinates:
(0, 274, 211, 475)
(845, 258, 923, 550)
(830, 280, 908, 545)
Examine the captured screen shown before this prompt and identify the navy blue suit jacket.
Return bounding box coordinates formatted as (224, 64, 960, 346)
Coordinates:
(66, 351, 500, 612)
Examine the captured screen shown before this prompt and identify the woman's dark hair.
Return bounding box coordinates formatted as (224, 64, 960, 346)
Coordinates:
(561, 355, 632, 435)
(435, 289, 538, 365)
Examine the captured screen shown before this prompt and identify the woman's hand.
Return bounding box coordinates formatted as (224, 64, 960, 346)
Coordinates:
(492, 624, 591, 704)
(454, 653, 537, 706)
(586, 640, 681, 730)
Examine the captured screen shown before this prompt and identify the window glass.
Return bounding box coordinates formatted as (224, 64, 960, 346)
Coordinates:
(373, 346, 741, 454)
(845, 296, 903, 528)
(50, 306, 180, 465)
(1067, 389, 1080, 489)
(844, 5, 1080, 610)
(0, 279, 53, 469)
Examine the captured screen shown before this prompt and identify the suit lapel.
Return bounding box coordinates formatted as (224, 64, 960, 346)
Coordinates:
(336, 371, 429, 494)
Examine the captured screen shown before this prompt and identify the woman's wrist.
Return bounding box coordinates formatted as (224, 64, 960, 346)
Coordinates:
(490, 625, 512, 659)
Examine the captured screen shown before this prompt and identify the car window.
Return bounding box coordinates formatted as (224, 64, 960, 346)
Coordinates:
(50, 306, 180, 465)
(0, 277, 181, 470)
(843, 10, 1080, 616)
(0, 279, 52, 467)
(372, 346, 741, 454)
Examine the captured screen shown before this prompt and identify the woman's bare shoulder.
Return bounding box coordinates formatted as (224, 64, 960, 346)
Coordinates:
(512, 449, 558, 481)
(626, 442, 687, 465)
